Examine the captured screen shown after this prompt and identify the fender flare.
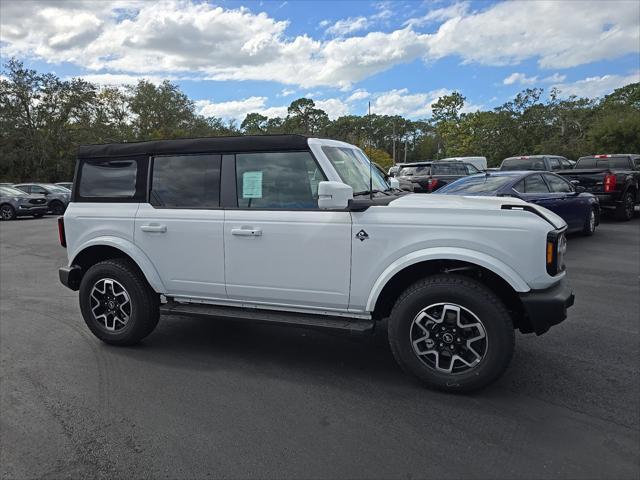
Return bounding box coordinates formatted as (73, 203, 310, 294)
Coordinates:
(70, 236, 167, 293)
(365, 247, 531, 312)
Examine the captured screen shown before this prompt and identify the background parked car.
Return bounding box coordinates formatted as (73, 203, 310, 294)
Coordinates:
(13, 183, 71, 215)
(0, 185, 49, 220)
(438, 156, 488, 171)
(387, 163, 405, 177)
(372, 163, 413, 192)
(558, 154, 640, 221)
(397, 161, 480, 192)
(55, 182, 73, 190)
(436, 171, 600, 235)
(500, 155, 573, 172)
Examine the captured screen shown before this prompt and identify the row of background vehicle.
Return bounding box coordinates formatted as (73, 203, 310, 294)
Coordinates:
(387, 153, 639, 231)
(0, 182, 72, 220)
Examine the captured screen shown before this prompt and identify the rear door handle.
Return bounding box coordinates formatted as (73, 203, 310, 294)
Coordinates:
(231, 227, 262, 237)
(141, 224, 167, 233)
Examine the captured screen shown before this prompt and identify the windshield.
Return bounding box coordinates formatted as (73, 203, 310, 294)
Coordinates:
(500, 158, 545, 171)
(0, 186, 27, 196)
(399, 165, 430, 176)
(321, 146, 389, 193)
(575, 157, 631, 169)
(437, 175, 514, 194)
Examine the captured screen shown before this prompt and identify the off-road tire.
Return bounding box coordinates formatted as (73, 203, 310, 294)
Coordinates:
(388, 274, 514, 393)
(79, 258, 160, 346)
(615, 191, 635, 221)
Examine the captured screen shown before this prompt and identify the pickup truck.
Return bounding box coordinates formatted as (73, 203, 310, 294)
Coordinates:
(397, 161, 481, 192)
(559, 154, 640, 221)
(500, 155, 574, 172)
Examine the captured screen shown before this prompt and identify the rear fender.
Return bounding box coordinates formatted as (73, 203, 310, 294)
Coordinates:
(70, 236, 166, 293)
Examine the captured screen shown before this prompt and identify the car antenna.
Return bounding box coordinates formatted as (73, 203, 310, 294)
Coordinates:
(368, 100, 373, 200)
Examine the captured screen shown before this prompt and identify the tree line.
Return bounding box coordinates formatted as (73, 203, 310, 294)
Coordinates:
(1, 59, 638, 182)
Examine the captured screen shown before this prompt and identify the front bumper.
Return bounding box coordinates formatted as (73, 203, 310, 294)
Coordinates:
(17, 205, 48, 215)
(59, 265, 82, 291)
(518, 277, 574, 335)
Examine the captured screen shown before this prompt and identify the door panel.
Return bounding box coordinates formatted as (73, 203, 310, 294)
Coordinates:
(224, 210, 352, 309)
(134, 153, 225, 298)
(135, 204, 226, 298)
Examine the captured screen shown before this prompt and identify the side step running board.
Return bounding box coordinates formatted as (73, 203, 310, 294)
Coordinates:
(160, 301, 375, 335)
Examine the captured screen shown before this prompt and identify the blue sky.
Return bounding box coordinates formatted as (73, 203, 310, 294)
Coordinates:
(1, 0, 639, 121)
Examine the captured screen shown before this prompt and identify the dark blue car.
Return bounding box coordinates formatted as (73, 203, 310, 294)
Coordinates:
(436, 171, 600, 235)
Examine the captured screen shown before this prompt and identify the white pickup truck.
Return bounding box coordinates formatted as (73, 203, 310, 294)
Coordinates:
(59, 135, 574, 392)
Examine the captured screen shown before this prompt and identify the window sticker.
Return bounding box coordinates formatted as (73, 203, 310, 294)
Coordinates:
(242, 171, 263, 198)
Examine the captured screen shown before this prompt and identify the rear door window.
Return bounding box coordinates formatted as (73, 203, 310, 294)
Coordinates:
(548, 158, 561, 170)
(150, 155, 221, 208)
(523, 174, 550, 193)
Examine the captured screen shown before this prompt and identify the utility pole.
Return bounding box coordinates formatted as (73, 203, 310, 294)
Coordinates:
(392, 121, 396, 165)
(404, 137, 407, 163)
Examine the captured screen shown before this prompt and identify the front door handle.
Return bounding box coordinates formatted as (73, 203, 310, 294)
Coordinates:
(231, 227, 262, 237)
(141, 224, 167, 233)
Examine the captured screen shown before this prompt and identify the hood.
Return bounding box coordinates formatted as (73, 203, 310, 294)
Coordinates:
(389, 193, 567, 229)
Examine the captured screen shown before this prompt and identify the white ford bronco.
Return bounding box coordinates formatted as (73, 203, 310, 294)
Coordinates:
(59, 135, 574, 392)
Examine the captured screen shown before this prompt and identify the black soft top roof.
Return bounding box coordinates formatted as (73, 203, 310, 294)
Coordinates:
(77, 134, 310, 159)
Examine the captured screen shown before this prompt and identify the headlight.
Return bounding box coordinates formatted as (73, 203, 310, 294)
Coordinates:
(546, 229, 567, 276)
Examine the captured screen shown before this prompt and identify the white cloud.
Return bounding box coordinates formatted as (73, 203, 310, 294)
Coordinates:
(325, 16, 370, 36)
(346, 89, 370, 102)
(552, 71, 640, 98)
(503, 72, 538, 86)
(195, 97, 274, 120)
(372, 88, 451, 117)
(425, 1, 640, 69)
(315, 98, 350, 119)
(404, 2, 470, 28)
(278, 88, 296, 97)
(1, 0, 638, 90)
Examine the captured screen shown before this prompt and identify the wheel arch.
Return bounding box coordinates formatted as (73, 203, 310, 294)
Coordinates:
(368, 250, 532, 332)
(70, 239, 166, 293)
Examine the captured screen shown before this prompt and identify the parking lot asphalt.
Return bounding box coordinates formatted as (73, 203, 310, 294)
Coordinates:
(1, 212, 639, 480)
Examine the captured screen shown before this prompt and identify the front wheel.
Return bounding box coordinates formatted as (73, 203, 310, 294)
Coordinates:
(49, 200, 65, 215)
(0, 204, 16, 220)
(79, 258, 160, 345)
(388, 274, 514, 393)
(615, 191, 635, 221)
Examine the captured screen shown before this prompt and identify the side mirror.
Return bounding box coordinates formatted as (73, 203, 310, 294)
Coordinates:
(389, 177, 400, 189)
(318, 181, 353, 209)
(575, 185, 586, 194)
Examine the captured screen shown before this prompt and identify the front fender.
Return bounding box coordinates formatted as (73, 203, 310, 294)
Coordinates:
(70, 236, 167, 294)
(365, 247, 531, 312)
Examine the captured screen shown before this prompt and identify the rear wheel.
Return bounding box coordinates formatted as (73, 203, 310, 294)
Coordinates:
(49, 200, 65, 215)
(615, 191, 635, 221)
(387, 274, 514, 393)
(582, 207, 596, 236)
(0, 204, 16, 220)
(79, 258, 159, 345)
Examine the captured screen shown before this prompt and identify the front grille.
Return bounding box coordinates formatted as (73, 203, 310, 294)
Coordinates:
(28, 198, 46, 204)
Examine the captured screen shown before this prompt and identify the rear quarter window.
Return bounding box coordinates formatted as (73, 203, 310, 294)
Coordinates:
(76, 157, 147, 201)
